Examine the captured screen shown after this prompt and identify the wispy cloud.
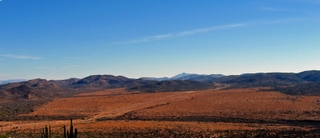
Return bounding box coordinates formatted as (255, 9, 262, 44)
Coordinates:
(112, 18, 304, 45)
(0, 54, 41, 60)
(153, 34, 174, 39)
(177, 23, 248, 36)
(112, 23, 248, 44)
(113, 33, 174, 44)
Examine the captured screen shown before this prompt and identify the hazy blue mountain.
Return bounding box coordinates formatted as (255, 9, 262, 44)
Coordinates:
(139, 77, 170, 81)
(170, 73, 194, 80)
(170, 73, 224, 81)
(142, 73, 224, 81)
(0, 79, 27, 85)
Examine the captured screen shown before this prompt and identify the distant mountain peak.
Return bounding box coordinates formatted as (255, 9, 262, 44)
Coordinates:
(170, 72, 224, 81)
(170, 72, 196, 80)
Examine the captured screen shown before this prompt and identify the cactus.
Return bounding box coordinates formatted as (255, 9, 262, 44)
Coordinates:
(7, 119, 78, 138)
(63, 125, 67, 138)
(40, 125, 52, 138)
(63, 119, 78, 138)
(38, 119, 77, 138)
(70, 119, 73, 138)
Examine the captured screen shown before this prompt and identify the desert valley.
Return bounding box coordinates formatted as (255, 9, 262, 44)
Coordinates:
(0, 71, 320, 137)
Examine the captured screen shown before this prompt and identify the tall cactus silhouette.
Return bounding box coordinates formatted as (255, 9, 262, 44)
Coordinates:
(40, 125, 51, 138)
(64, 119, 78, 138)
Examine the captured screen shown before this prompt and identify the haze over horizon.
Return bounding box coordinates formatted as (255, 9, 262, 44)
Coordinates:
(1, 0, 320, 80)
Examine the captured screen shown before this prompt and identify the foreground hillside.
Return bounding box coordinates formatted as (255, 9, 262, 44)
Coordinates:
(18, 88, 320, 122)
(1, 88, 319, 137)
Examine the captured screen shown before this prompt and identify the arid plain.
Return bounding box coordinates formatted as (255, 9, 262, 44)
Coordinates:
(1, 88, 320, 137)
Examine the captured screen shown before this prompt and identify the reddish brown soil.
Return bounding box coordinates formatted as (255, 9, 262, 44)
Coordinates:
(23, 88, 196, 119)
(1, 88, 320, 133)
(0, 119, 307, 133)
(130, 88, 320, 121)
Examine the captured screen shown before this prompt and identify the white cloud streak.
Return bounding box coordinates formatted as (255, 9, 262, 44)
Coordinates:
(177, 23, 248, 36)
(0, 54, 41, 60)
(153, 34, 174, 39)
(112, 33, 174, 44)
(112, 18, 302, 45)
(112, 23, 248, 44)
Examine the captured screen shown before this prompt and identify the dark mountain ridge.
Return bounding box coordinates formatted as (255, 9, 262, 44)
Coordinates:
(218, 73, 305, 88)
(296, 70, 320, 83)
(1, 70, 320, 95)
(135, 70, 320, 95)
(130, 80, 215, 93)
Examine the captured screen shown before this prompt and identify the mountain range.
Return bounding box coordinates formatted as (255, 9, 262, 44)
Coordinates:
(1, 70, 320, 98)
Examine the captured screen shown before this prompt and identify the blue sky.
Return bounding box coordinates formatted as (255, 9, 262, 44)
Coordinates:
(1, 0, 320, 80)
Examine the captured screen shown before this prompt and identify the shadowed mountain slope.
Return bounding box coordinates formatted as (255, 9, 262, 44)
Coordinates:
(296, 70, 320, 83)
(129, 80, 215, 92)
(218, 73, 304, 88)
